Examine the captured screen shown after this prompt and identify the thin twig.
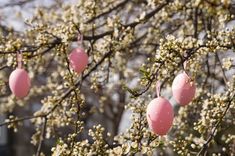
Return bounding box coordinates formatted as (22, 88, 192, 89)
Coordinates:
(215, 52, 228, 83)
(0, 114, 45, 127)
(193, 7, 199, 38)
(87, 0, 130, 23)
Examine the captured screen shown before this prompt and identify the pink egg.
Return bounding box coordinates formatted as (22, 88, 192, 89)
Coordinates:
(172, 72, 196, 106)
(9, 68, 31, 98)
(68, 47, 88, 74)
(146, 97, 174, 135)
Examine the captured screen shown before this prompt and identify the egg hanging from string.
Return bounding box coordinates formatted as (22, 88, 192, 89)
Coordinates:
(69, 47, 88, 74)
(172, 72, 196, 106)
(146, 97, 174, 136)
(9, 52, 31, 98)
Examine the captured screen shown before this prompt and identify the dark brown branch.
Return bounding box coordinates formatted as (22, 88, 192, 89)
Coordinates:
(0, 0, 34, 9)
(204, 0, 221, 7)
(124, 1, 170, 28)
(36, 116, 47, 156)
(0, 65, 8, 71)
(83, 31, 113, 41)
(86, 0, 130, 23)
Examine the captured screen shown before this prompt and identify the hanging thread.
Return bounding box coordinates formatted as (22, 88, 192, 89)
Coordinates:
(17, 51, 23, 69)
(77, 33, 83, 47)
(156, 81, 161, 97)
(183, 60, 187, 71)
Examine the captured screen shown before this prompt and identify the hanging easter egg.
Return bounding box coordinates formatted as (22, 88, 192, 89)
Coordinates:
(146, 97, 174, 136)
(68, 47, 88, 74)
(172, 72, 196, 106)
(9, 68, 31, 98)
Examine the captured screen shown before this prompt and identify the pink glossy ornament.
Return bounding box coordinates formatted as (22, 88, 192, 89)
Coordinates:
(9, 68, 31, 98)
(146, 97, 174, 136)
(68, 47, 88, 74)
(172, 72, 196, 106)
